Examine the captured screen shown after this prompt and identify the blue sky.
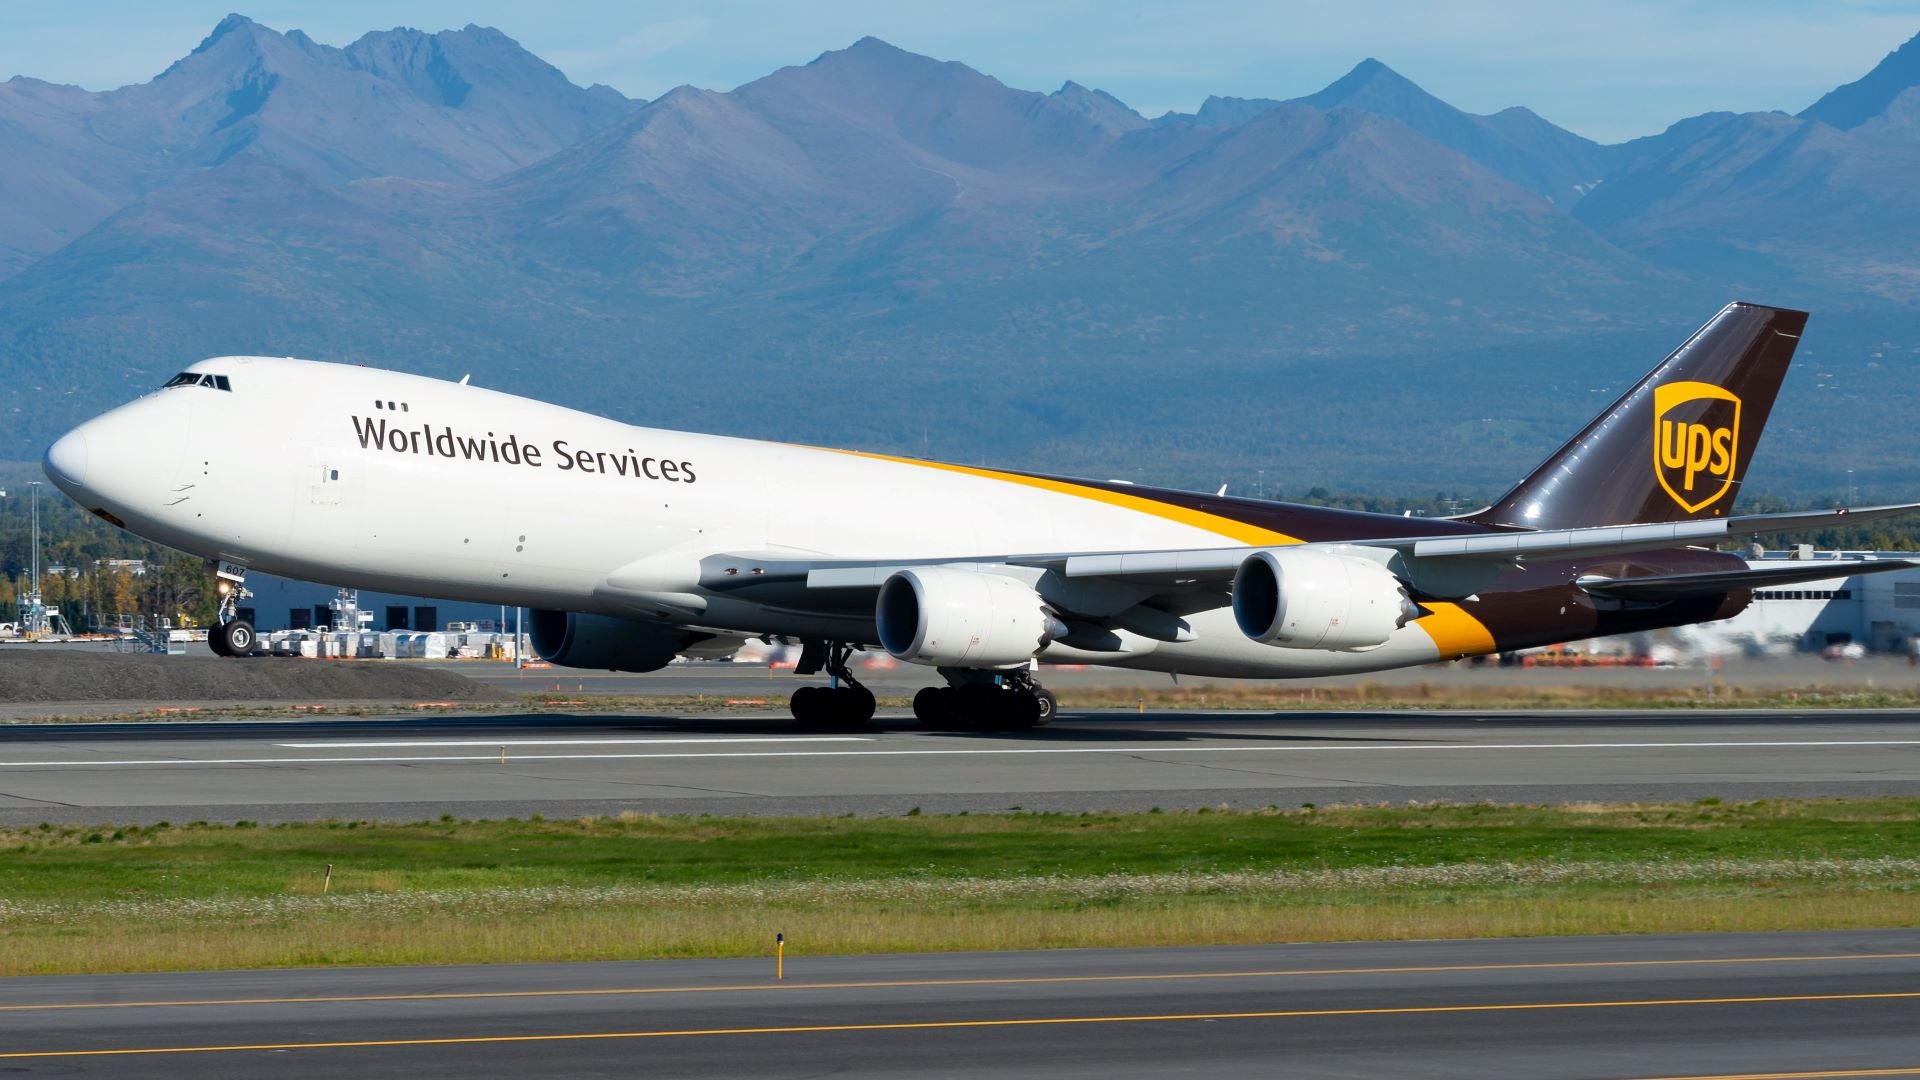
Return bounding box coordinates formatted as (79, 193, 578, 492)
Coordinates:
(2, 1, 1916, 142)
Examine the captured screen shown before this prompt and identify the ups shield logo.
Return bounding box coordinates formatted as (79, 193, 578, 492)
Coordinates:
(1654, 381, 1741, 514)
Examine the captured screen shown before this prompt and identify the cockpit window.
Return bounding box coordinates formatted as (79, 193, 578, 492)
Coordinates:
(162, 372, 232, 391)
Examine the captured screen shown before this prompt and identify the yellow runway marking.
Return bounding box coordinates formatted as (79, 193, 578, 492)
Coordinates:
(5, 990, 1920, 1059)
(1630, 1069, 1920, 1079)
(4, 951, 1918, 1013)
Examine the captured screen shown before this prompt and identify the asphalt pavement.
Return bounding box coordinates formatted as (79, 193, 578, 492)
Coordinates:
(3, 931, 1918, 1078)
(1, 709, 1919, 824)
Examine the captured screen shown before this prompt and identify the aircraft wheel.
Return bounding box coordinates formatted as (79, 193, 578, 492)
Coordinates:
(1033, 688, 1057, 726)
(208, 627, 233, 657)
(952, 684, 1004, 731)
(913, 686, 954, 727)
(216, 620, 255, 656)
(787, 687, 825, 722)
(791, 686, 872, 729)
(845, 685, 877, 725)
(1000, 690, 1044, 731)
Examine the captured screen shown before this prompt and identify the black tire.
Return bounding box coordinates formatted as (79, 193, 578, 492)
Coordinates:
(952, 684, 1003, 732)
(913, 686, 951, 727)
(217, 620, 255, 656)
(846, 686, 877, 725)
(208, 626, 232, 657)
(792, 686, 873, 730)
(1001, 690, 1044, 730)
(1033, 689, 1057, 726)
(790, 686, 822, 726)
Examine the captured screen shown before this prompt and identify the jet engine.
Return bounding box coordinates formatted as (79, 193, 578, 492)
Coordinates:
(876, 567, 1068, 668)
(528, 610, 701, 672)
(1232, 548, 1419, 651)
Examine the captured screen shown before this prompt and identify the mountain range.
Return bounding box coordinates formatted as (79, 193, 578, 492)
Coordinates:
(2, 16, 1917, 500)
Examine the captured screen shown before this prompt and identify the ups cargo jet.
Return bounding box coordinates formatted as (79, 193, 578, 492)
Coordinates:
(39, 303, 1920, 729)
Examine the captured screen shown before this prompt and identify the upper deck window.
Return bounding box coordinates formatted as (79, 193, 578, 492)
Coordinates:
(162, 372, 232, 391)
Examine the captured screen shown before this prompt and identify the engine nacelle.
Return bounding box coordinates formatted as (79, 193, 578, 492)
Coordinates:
(1232, 548, 1418, 651)
(528, 609, 700, 672)
(876, 567, 1066, 668)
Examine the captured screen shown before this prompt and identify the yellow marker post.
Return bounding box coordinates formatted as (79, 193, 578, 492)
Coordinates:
(499, 745, 507, 765)
(322, 864, 333, 894)
(776, 933, 784, 981)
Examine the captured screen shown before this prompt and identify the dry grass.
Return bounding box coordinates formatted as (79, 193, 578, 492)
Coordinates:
(1050, 681, 1920, 712)
(5, 883, 1916, 976)
(13, 680, 1920, 725)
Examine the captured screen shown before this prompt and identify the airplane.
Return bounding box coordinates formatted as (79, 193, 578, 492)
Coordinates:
(39, 302, 1919, 730)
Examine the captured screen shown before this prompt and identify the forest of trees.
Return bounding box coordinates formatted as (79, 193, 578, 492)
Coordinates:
(0, 486, 219, 630)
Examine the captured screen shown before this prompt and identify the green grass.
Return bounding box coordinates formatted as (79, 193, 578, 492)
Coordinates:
(1, 799, 1915, 898)
(4, 800, 1920, 974)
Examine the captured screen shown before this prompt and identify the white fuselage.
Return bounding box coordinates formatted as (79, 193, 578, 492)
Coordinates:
(44, 356, 1465, 677)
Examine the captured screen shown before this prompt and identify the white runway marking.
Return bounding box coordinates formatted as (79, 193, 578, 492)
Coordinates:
(274, 738, 871, 748)
(0, 738, 1916, 769)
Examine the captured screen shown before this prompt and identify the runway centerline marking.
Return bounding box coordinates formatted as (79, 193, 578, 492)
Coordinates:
(6, 989, 1919, 1059)
(4, 739, 1920, 768)
(273, 738, 871, 748)
(4, 951, 1918, 1012)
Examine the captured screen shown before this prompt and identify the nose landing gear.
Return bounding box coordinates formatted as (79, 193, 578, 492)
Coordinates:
(207, 560, 256, 658)
(788, 641, 876, 729)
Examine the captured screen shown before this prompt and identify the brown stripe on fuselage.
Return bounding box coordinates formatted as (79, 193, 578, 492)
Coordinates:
(1044, 475, 1505, 544)
(1455, 548, 1753, 654)
(827, 449, 1504, 546)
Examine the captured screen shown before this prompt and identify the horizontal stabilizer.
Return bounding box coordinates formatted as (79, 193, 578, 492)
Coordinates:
(1579, 559, 1920, 602)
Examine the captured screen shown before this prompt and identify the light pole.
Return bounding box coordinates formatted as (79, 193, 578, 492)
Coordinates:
(22, 481, 43, 635)
(27, 476, 43, 630)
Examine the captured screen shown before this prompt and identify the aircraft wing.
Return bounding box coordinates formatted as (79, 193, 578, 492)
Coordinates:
(689, 502, 1920, 620)
(1047, 503, 1920, 585)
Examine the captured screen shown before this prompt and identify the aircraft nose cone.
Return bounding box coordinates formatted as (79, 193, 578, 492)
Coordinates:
(43, 429, 89, 489)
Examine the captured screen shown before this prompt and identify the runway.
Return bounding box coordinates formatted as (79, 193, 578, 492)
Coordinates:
(2, 709, 1919, 824)
(3, 931, 1919, 1078)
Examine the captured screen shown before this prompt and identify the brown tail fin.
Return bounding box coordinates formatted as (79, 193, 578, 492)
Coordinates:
(1468, 302, 1806, 531)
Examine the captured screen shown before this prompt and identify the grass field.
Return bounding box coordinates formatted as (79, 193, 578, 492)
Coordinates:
(4, 799, 1919, 975)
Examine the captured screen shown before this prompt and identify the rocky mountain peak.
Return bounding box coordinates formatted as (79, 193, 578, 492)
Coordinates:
(1050, 80, 1147, 133)
(1800, 30, 1920, 130)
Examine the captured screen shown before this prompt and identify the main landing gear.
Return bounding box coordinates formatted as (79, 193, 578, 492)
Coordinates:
(788, 641, 876, 729)
(912, 669, 1056, 732)
(206, 562, 256, 658)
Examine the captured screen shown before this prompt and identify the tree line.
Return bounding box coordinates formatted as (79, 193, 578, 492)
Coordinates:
(0, 493, 219, 630)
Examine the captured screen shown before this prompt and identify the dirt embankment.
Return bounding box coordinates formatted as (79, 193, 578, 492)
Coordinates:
(0, 649, 511, 705)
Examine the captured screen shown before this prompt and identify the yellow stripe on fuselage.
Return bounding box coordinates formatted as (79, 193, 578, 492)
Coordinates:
(1417, 602, 1498, 659)
(829, 450, 1301, 546)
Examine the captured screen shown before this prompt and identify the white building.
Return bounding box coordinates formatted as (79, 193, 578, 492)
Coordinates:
(1669, 550, 1920, 656)
(237, 573, 504, 634)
